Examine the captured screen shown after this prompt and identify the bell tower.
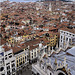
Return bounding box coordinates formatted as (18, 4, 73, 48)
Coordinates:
(49, 3, 52, 11)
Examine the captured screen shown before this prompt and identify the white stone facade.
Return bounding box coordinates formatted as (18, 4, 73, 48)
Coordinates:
(30, 48, 38, 61)
(60, 30, 75, 50)
(4, 49, 16, 75)
(32, 57, 70, 75)
(0, 46, 5, 75)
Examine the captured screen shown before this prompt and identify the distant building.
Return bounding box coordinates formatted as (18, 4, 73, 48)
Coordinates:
(0, 46, 5, 75)
(0, 0, 8, 2)
(40, 0, 74, 1)
(15, 46, 29, 69)
(4, 49, 16, 75)
(60, 28, 75, 50)
(0, 46, 16, 75)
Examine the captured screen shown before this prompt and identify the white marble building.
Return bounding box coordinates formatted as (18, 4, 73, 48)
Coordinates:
(4, 49, 16, 75)
(59, 28, 75, 50)
(32, 54, 71, 75)
(0, 46, 5, 75)
(0, 46, 16, 75)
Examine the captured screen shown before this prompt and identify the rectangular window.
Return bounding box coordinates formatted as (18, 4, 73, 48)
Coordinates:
(23, 57, 24, 60)
(32, 56, 33, 59)
(34, 52, 36, 57)
(5, 57, 7, 60)
(70, 34, 71, 36)
(12, 63, 15, 67)
(17, 60, 18, 63)
(66, 38, 68, 41)
(12, 68, 15, 72)
(21, 58, 22, 61)
(19, 59, 20, 62)
(17, 64, 18, 67)
(23, 61, 24, 63)
(25, 56, 26, 59)
(8, 53, 12, 55)
(43, 66, 44, 69)
(9, 55, 12, 58)
(7, 66, 10, 70)
(11, 60, 15, 63)
(61, 36, 62, 39)
(6, 63, 10, 65)
(7, 71, 10, 75)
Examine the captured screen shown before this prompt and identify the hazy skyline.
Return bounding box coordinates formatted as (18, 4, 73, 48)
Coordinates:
(0, 0, 38, 2)
(0, 0, 75, 2)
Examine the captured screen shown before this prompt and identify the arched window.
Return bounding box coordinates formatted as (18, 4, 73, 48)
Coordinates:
(0, 67, 4, 71)
(58, 72, 64, 75)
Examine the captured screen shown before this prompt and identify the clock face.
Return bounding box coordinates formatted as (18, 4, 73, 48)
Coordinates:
(0, 67, 4, 71)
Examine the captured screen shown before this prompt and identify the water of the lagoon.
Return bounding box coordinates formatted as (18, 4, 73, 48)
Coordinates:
(9, 0, 38, 2)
